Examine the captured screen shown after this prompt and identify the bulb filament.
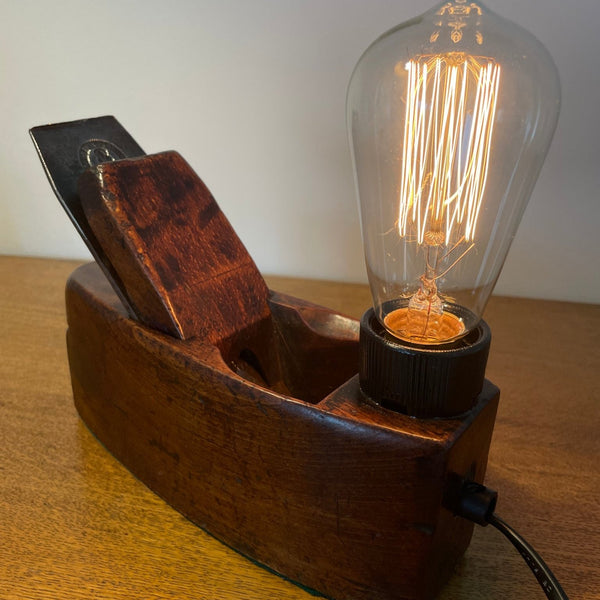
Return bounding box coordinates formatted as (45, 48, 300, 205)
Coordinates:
(388, 52, 501, 344)
(399, 52, 500, 245)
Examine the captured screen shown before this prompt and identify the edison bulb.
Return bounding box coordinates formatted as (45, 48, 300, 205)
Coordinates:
(347, 0, 560, 345)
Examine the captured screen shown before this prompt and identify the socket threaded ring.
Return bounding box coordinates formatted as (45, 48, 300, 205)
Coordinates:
(359, 308, 491, 418)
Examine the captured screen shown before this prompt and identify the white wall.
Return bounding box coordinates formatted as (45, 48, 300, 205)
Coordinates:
(1, 0, 598, 304)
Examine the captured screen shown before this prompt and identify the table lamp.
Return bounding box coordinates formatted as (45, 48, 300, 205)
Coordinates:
(30, 2, 565, 599)
(347, 0, 560, 418)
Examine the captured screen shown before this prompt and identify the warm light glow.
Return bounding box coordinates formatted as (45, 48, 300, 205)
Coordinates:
(399, 53, 501, 246)
(390, 52, 501, 345)
(347, 1, 561, 349)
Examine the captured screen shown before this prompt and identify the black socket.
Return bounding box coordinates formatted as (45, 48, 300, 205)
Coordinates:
(359, 308, 491, 418)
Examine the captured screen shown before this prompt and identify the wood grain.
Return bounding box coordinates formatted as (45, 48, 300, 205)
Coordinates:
(78, 152, 270, 342)
(64, 262, 499, 600)
(1, 255, 598, 600)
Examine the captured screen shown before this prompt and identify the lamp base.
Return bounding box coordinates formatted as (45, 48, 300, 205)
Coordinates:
(65, 263, 499, 600)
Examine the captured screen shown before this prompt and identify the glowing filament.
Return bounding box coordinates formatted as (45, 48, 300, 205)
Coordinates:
(385, 53, 501, 345)
(399, 53, 500, 246)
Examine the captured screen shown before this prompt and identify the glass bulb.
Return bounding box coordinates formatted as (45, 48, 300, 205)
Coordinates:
(347, 0, 560, 346)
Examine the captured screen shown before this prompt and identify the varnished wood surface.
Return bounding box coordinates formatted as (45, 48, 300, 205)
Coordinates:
(79, 152, 270, 342)
(1, 255, 598, 600)
(65, 262, 498, 600)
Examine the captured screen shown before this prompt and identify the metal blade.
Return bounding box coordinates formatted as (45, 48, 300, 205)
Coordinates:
(30, 116, 146, 314)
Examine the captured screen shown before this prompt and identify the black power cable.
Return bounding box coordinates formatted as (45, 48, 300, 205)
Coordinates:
(454, 481, 569, 600)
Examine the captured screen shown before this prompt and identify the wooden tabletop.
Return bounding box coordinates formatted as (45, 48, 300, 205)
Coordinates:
(1, 255, 598, 600)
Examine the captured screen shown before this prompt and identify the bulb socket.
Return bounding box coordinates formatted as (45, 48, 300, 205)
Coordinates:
(359, 308, 491, 418)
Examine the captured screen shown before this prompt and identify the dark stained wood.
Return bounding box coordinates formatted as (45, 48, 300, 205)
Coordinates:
(219, 290, 361, 404)
(64, 262, 499, 600)
(77, 151, 270, 342)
